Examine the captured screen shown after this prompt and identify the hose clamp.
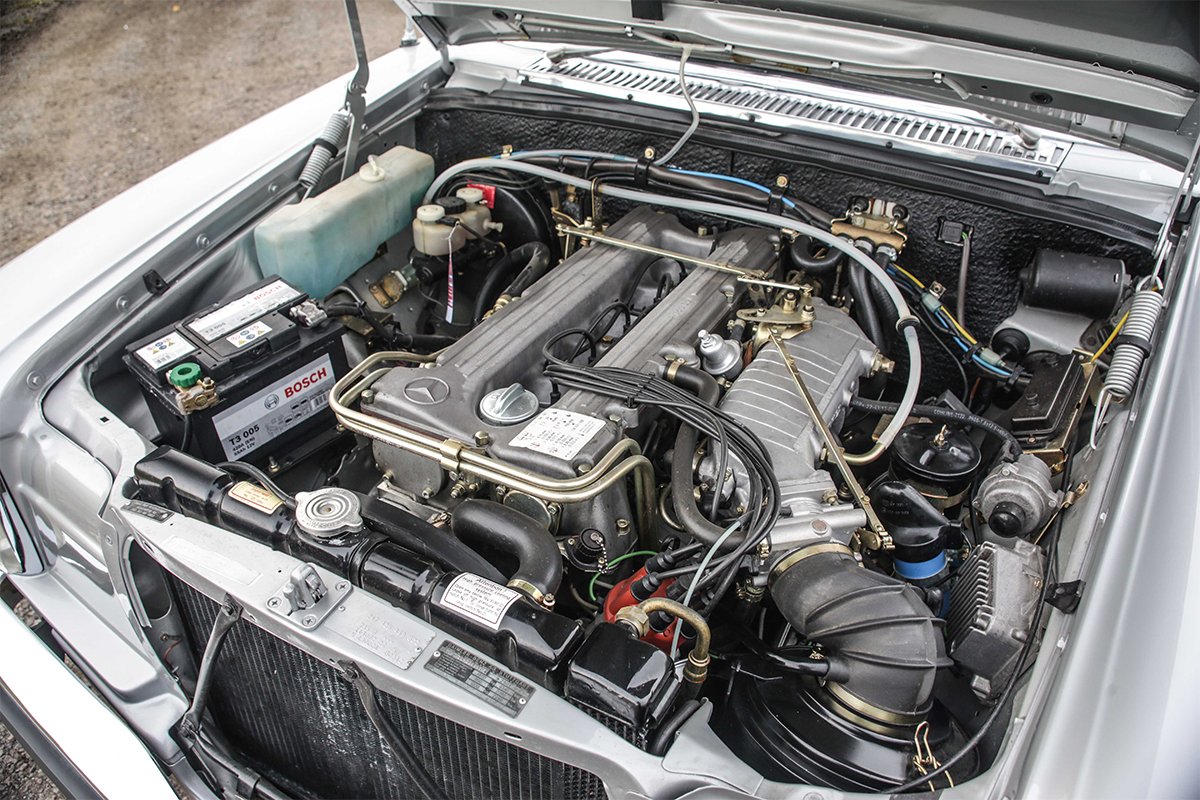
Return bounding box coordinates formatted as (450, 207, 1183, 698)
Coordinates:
(825, 681, 926, 731)
(769, 542, 854, 584)
(506, 579, 552, 609)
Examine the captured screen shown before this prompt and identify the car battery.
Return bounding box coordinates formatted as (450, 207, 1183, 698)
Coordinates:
(124, 277, 348, 465)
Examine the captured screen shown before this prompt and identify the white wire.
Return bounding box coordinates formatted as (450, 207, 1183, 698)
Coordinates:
(671, 520, 741, 660)
(654, 45, 699, 166)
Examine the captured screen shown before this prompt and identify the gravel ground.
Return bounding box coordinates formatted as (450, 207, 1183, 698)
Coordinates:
(1, 0, 409, 266)
(0, 1, 408, 796)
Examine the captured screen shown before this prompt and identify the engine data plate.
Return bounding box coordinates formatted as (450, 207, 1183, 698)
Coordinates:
(425, 640, 533, 717)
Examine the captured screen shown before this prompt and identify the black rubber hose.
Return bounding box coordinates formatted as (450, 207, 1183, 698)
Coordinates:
(473, 241, 551, 322)
(847, 258, 886, 349)
(772, 545, 949, 727)
(848, 396, 1022, 461)
(521, 156, 834, 226)
(788, 236, 844, 276)
(359, 497, 505, 584)
(647, 699, 702, 756)
(666, 366, 745, 552)
(869, 250, 899, 334)
(450, 500, 563, 598)
(500, 241, 553, 298)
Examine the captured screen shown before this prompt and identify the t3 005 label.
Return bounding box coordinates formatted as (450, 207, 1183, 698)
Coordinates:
(211, 354, 334, 459)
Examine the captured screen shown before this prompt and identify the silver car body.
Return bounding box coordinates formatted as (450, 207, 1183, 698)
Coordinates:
(1, 9, 1197, 797)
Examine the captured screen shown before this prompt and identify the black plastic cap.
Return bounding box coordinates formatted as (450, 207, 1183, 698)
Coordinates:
(436, 196, 467, 215)
(988, 502, 1026, 537)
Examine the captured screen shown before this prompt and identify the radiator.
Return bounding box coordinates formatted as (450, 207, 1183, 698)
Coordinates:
(170, 577, 608, 799)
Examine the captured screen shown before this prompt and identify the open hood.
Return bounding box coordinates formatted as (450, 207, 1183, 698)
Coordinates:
(397, 0, 1199, 169)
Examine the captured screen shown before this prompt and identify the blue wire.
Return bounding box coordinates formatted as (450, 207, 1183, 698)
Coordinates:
(667, 168, 800, 210)
(503, 153, 800, 210)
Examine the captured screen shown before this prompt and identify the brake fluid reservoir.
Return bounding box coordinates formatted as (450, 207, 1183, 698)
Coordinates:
(254, 146, 434, 298)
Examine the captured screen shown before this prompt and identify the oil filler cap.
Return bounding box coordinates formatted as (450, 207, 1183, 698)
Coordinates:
(167, 362, 202, 388)
(480, 383, 539, 425)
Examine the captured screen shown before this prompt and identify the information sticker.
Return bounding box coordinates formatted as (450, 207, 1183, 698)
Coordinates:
(225, 320, 271, 349)
(187, 280, 300, 342)
(510, 408, 605, 460)
(439, 573, 520, 631)
(134, 332, 196, 370)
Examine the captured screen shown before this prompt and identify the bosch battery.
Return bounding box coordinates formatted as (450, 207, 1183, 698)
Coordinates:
(123, 277, 348, 465)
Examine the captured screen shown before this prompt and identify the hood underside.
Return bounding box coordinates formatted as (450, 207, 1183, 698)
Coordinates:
(398, 0, 1199, 168)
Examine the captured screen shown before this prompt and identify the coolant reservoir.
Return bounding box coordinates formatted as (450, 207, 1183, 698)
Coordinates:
(254, 146, 434, 298)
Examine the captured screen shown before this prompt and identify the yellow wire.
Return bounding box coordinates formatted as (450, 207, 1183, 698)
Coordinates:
(892, 262, 977, 344)
(1089, 311, 1130, 363)
(890, 262, 925, 289)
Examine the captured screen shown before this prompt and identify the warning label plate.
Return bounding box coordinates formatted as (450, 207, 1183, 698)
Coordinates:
(438, 573, 520, 631)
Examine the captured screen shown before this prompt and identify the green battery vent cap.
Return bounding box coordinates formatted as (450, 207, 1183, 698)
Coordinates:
(168, 362, 202, 388)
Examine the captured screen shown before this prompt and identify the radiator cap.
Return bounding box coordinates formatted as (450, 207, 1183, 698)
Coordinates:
(294, 488, 364, 538)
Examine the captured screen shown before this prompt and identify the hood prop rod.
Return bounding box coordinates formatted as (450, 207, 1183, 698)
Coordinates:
(339, 0, 369, 182)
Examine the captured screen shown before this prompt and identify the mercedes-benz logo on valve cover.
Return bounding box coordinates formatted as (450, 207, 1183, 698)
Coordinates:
(403, 376, 450, 405)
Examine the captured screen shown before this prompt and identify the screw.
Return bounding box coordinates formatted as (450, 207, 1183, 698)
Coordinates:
(577, 463, 592, 474)
(195, 234, 211, 250)
(115, 295, 130, 312)
(302, 614, 317, 626)
(473, 431, 492, 447)
(421, 487, 435, 499)
(361, 389, 375, 404)
(25, 372, 42, 389)
(336, 581, 349, 591)
(775, 175, 788, 188)
(267, 597, 280, 608)
(616, 519, 630, 534)
(643, 146, 655, 159)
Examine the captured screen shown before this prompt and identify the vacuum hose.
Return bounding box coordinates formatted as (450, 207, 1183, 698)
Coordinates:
(474, 241, 552, 322)
(771, 544, 949, 729)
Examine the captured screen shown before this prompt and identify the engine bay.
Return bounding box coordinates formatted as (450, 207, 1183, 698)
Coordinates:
(95, 97, 1166, 795)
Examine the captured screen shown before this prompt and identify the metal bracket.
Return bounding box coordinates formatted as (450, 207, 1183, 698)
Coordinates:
(265, 563, 351, 630)
(1044, 579, 1084, 613)
(556, 223, 803, 292)
(339, 0, 370, 182)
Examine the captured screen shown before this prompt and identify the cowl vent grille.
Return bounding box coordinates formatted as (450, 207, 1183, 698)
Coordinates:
(522, 56, 1071, 175)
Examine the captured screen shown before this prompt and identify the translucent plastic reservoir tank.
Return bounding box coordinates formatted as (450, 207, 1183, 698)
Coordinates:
(254, 146, 435, 298)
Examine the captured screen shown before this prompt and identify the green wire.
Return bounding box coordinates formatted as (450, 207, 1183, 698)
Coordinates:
(587, 550, 659, 603)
